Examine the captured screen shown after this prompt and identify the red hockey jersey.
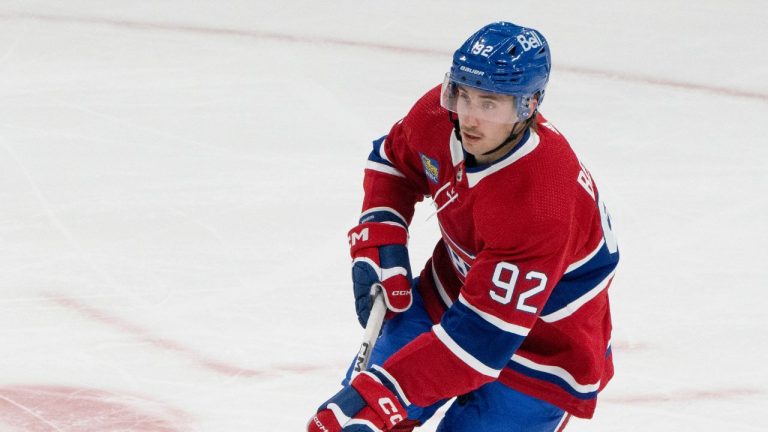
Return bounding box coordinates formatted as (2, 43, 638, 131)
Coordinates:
(361, 85, 619, 419)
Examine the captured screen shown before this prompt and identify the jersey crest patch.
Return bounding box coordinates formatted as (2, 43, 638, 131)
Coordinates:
(420, 153, 440, 184)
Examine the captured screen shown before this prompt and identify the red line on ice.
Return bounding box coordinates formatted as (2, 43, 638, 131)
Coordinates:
(50, 296, 324, 378)
(2, 12, 767, 102)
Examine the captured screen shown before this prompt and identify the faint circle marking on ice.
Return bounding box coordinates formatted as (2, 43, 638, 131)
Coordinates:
(0, 385, 190, 432)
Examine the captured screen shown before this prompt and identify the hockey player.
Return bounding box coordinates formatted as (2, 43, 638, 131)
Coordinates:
(307, 21, 619, 432)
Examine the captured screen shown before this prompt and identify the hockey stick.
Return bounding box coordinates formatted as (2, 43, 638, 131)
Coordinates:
(352, 286, 387, 377)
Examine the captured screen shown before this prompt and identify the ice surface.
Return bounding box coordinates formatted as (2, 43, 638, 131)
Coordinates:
(0, 1, 766, 430)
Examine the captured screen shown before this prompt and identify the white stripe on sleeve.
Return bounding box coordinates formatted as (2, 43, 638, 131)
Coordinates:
(378, 138, 393, 164)
(511, 355, 600, 394)
(539, 271, 616, 323)
(458, 294, 530, 336)
(565, 238, 605, 274)
(360, 207, 408, 226)
(366, 161, 406, 178)
(432, 324, 501, 378)
(431, 262, 454, 308)
(370, 365, 412, 406)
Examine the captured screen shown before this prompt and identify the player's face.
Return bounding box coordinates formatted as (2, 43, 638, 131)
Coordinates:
(455, 86, 518, 162)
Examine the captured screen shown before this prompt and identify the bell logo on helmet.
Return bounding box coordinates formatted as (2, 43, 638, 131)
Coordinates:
(516, 31, 545, 52)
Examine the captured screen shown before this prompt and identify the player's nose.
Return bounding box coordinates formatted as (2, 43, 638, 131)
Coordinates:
(460, 113, 480, 128)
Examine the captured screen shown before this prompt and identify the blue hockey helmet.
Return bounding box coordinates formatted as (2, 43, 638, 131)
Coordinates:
(441, 22, 551, 122)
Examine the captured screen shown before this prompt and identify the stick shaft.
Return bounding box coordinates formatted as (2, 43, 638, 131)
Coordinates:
(352, 288, 386, 376)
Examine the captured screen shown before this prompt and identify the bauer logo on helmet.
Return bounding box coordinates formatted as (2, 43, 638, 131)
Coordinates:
(459, 65, 485, 76)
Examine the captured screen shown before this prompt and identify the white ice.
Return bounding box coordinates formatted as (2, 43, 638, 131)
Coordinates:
(0, 1, 766, 431)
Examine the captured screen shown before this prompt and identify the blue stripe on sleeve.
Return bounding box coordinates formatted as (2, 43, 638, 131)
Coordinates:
(367, 135, 393, 167)
(440, 300, 526, 371)
(566, 240, 619, 279)
(359, 209, 407, 225)
(541, 242, 619, 317)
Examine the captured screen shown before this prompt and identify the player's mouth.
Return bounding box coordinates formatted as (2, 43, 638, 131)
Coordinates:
(462, 131, 482, 143)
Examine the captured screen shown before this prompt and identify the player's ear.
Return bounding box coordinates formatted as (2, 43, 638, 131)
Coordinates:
(529, 93, 540, 112)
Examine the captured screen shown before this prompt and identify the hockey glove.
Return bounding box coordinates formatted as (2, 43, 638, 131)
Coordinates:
(308, 366, 408, 432)
(348, 221, 413, 327)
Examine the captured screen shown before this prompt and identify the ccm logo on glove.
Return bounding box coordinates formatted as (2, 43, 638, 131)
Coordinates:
(307, 367, 409, 432)
(349, 228, 369, 246)
(378, 397, 404, 424)
(311, 416, 330, 432)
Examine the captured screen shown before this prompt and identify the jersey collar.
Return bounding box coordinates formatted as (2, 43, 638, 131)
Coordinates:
(449, 128, 540, 188)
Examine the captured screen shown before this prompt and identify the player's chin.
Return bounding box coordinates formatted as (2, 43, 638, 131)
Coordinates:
(461, 144, 478, 158)
(462, 137, 489, 155)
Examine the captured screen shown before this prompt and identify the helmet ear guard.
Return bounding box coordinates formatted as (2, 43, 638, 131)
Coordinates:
(518, 91, 542, 120)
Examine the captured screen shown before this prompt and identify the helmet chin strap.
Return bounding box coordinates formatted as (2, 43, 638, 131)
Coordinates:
(480, 114, 535, 156)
